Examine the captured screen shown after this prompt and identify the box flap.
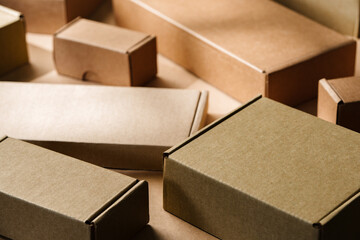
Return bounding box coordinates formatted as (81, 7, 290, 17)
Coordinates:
(328, 77, 360, 103)
(0, 5, 22, 28)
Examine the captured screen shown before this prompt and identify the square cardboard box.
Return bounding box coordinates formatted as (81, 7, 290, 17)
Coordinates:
(113, 0, 356, 106)
(54, 18, 157, 86)
(164, 96, 360, 240)
(318, 77, 360, 133)
(0, 135, 149, 240)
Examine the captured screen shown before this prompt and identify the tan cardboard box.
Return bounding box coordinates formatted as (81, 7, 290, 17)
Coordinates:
(54, 18, 157, 86)
(0, 82, 208, 170)
(164, 96, 360, 240)
(0, 135, 149, 240)
(318, 77, 360, 133)
(274, 0, 360, 37)
(0, 0, 104, 33)
(113, 0, 356, 106)
(0, 6, 28, 76)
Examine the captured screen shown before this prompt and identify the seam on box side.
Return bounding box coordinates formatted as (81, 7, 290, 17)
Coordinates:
(188, 91, 208, 136)
(186, 92, 201, 138)
(265, 74, 269, 97)
(128, 53, 135, 85)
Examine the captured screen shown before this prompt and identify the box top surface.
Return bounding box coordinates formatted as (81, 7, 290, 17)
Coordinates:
(169, 97, 360, 224)
(0, 6, 22, 28)
(56, 18, 151, 53)
(328, 77, 360, 103)
(0, 82, 204, 146)
(137, 0, 352, 73)
(0, 138, 137, 222)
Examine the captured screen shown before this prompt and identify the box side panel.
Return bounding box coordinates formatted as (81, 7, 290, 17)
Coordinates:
(0, 192, 91, 240)
(93, 181, 149, 240)
(65, 0, 104, 21)
(268, 41, 356, 106)
(337, 101, 360, 133)
(54, 37, 132, 86)
(112, 0, 266, 103)
(317, 79, 340, 124)
(163, 157, 319, 240)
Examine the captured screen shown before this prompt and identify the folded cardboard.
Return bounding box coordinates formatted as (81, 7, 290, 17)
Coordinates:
(0, 0, 104, 33)
(274, 0, 360, 37)
(113, 0, 356, 106)
(164, 96, 360, 240)
(0, 5, 28, 76)
(0, 136, 149, 240)
(318, 77, 360, 133)
(0, 82, 208, 170)
(54, 18, 157, 86)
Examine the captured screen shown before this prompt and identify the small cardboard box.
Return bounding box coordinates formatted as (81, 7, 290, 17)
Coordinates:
(0, 6, 28, 76)
(318, 77, 360, 133)
(0, 0, 104, 33)
(164, 96, 360, 240)
(113, 0, 356, 106)
(0, 82, 208, 170)
(54, 18, 157, 86)
(0, 136, 149, 240)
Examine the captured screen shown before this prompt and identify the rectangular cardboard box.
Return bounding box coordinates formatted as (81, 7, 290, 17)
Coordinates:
(274, 0, 360, 37)
(0, 0, 104, 33)
(318, 77, 360, 133)
(164, 96, 360, 240)
(54, 18, 157, 86)
(0, 135, 149, 240)
(0, 82, 208, 170)
(113, 0, 356, 106)
(0, 6, 28, 76)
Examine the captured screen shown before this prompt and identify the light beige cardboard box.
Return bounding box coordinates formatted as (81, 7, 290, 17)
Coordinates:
(0, 82, 207, 170)
(54, 18, 157, 86)
(0, 0, 104, 33)
(318, 77, 360, 133)
(113, 0, 356, 106)
(164, 96, 360, 240)
(0, 6, 28, 76)
(274, 0, 360, 37)
(0, 135, 149, 240)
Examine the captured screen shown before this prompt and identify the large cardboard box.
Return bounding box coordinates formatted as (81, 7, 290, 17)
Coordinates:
(318, 77, 360, 133)
(113, 0, 356, 106)
(0, 0, 104, 33)
(0, 82, 208, 170)
(0, 6, 28, 76)
(54, 18, 157, 86)
(164, 96, 360, 240)
(0, 135, 149, 240)
(274, 0, 360, 37)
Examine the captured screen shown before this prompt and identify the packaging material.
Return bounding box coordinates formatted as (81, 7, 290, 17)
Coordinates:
(0, 136, 149, 240)
(0, 0, 104, 33)
(164, 96, 360, 240)
(0, 82, 208, 170)
(273, 0, 360, 37)
(0, 5, 28, 76)
(54, 18, 157, 86)
(113, 0, 356, 106)
(318, 77, 360, 133)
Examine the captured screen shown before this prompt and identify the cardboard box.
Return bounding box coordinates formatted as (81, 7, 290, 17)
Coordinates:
(113, 0, 356, 106)
(273, 0, 360, 37)
(0, 136, 149, 240)
(0, 82, 208, 170)
(0, 0, 104, 33)
(318, 77, 360, 133)
(54, 18, 157, 86)
(0, 6, 28, 76)
(164, 96, 360, 240)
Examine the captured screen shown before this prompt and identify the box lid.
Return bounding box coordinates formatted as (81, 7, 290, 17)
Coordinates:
(55, 18, 152, 54)
(328, 77, 360, 103)
(0, 5, 22, 28)
(168, 97, 360, 224)
(136, 0, 352, 73)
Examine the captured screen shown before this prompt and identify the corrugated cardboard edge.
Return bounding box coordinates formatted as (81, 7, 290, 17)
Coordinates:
(189, 91, 208, 136)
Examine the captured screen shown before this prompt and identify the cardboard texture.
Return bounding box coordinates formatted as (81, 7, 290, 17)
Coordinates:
(318, 77, 360, 133)
(54, 18, 157, 86)
(113, 0, 356, 106)
(0, 0, 104, 33)
(164, 96, 360, 240)
(0, 6, 28, 76)
(0, 137, 149, 240)
(0, 82, 208, 170)
(274, 0, 360, 37)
